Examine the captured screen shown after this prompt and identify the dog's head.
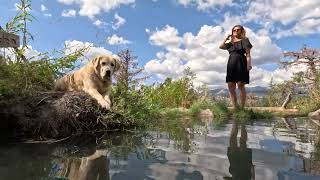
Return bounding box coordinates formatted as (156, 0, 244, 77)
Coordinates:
(92, 55, 121, 81)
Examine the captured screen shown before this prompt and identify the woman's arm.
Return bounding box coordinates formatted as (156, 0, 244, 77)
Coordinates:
(245, 49, 252, 71)
(244, 38, 253, 71)
(219, 35, 231, 49)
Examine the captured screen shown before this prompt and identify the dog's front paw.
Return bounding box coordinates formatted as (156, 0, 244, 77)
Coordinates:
(99, 100, 111, 110)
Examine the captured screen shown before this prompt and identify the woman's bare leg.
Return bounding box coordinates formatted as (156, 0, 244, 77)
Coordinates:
(228, 82, 237, 108)
(237, 82, 246, 107)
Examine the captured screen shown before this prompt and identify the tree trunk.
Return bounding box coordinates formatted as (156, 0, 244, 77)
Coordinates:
(281, 92, 292, 109)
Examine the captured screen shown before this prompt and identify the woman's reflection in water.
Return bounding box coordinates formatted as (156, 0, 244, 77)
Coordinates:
(224, 120, 255, 180)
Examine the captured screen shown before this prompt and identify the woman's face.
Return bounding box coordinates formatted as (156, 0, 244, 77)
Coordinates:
(232, 26, 242, 37)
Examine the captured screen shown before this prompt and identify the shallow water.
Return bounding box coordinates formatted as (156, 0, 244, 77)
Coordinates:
(0, 117, 320, 180)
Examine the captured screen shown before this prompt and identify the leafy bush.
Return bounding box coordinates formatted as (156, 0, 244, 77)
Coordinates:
(111, 83, 161, 127)
(0, 51, 85, 97)
(143, 77, 197, 109)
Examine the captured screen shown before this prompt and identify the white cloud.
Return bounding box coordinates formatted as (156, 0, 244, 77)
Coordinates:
(177, 0, 232, 11)
(145, 24, 284, 88)
(61, 9, 77, 17)
(2, 46, 44, 61)
(64, 40, 113, 66)
(57, 0, 135, 19)
(2, 41, 114, 71)
(39, 4, 52, 17)
(247, 0, 320, 25)
(44, 13, 52, 17)
(41, 4, 48, 11)
(112, 13, 126, 30)
(93, 19, 107, 27)
(302, 7, 320, 20)
(246, 1, 320, 38)
(57, 0, 76, 5)
(106, 34, 131, 45)
(275, 18, 320, 38)
(148, 25, 182, 50)
(220, 14, 242, 33)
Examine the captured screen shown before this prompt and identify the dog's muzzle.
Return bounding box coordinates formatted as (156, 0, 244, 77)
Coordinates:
(104, 70, 111, 79)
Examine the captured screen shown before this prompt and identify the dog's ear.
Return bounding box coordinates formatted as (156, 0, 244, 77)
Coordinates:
(113, 57, 122, 72)
(92, 56, 102, 71)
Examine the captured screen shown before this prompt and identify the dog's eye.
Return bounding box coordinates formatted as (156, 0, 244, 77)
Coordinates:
(111, 63, 115, 67)
(101, 62, 106, 66)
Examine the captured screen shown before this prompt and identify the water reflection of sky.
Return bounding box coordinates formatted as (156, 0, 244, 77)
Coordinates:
(109, 118, 320, 180)
(0, 118, 319, 180)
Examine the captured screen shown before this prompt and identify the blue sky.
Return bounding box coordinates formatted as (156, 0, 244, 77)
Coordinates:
(1, 0, 319, 88)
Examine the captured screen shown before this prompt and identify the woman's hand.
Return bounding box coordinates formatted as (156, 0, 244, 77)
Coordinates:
(226, 34, 231, 41)
(247, 64, 252, 71)
(219, 35, 232, 49)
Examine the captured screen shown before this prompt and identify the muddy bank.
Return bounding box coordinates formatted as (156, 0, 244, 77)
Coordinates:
(0, 92, 134, 141)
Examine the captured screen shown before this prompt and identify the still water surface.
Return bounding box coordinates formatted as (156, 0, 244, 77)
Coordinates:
(0, 118, 320, 180)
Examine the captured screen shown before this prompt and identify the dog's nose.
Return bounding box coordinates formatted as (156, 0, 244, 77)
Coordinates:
(106, 70, 111, 76)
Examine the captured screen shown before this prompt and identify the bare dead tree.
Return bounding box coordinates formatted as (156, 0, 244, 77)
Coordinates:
(275, 46, 320, 108)
(115, 49, 149, 89)
(281, 46, 320, 89)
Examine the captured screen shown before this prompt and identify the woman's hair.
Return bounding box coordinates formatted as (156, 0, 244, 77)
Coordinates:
(231, 25, 247, 42)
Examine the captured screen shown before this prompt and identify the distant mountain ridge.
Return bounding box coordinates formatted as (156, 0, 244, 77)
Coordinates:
(209, 86, 269, 97)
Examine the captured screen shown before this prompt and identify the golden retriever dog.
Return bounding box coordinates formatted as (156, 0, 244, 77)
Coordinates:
(55, 55, 121, 110)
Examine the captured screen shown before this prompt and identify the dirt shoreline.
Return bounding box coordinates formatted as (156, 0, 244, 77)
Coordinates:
(0, 91, 133, 141)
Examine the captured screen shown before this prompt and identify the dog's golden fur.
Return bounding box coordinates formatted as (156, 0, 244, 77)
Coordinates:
(55, 55, 121, 109)
(54, 149, 110, 180)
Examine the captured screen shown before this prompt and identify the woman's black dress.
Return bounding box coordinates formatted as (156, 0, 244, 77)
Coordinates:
(224, 38, 253, 84)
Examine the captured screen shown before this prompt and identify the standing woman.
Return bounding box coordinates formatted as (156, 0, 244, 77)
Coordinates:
(219, 25, 253, 108)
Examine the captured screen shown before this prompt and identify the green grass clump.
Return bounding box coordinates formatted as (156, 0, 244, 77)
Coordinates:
(232, 107, 273, 121)
(210, 102, 229, 119)
(188, 100, 213, 117)
(187, 100, 229, 120)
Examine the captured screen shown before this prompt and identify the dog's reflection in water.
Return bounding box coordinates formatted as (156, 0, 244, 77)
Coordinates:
(53, 149, 110, 180)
